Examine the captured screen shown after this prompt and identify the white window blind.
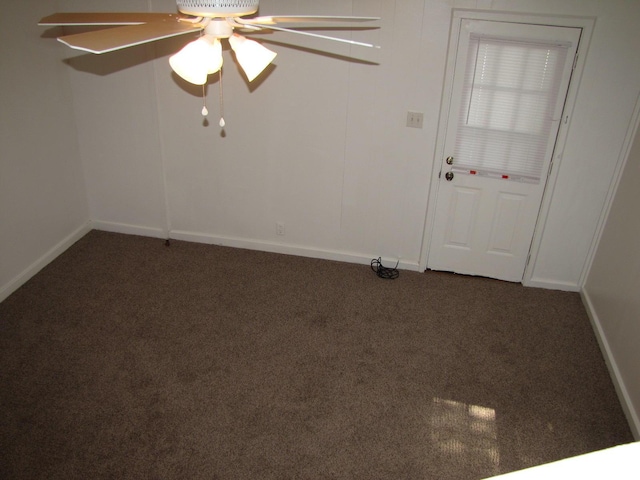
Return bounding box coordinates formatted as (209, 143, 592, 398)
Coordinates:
(453, 34, 571, 183)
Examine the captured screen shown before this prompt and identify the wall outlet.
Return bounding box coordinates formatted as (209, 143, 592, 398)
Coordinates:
(276, 222, 285, 236)
(407, 111, 424, 129)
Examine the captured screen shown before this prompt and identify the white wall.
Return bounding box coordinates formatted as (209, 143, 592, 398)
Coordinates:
(60, 0, 169, 238)
(0, 0, 90, 302)
(3, 0, 640, 296)
(48, 0, 640, 291)
(583, 105, 640, 438)
(154, 0, 441, 265)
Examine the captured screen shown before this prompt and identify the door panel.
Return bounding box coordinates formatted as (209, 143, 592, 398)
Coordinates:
(445, 186, 480, 248)
(427, 20, 581, 282)
(488, 192, 524, 255)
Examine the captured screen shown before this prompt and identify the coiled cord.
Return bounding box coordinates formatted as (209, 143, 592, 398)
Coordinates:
(370, 257, 399, 280)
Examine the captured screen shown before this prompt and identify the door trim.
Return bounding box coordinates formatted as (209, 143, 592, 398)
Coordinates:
(419, 9, 595, 289)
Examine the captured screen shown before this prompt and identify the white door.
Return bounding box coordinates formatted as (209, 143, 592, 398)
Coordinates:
(427, 20, 581, 282)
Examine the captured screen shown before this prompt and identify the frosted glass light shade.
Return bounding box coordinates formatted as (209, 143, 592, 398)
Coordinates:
(169, 36, 223, 85)
(203, 38, 223, 75)
(228, 34, 277, 82)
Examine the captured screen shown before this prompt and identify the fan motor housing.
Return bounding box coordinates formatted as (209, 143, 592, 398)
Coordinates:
(176, 0, 259, 17)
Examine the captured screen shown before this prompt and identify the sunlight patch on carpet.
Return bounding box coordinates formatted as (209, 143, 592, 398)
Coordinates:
(431, 397, 500, 476)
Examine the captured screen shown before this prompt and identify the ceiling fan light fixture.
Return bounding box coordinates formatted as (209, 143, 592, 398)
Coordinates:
(39, 6, 381, 117)
(228, 33, 277, 82)
(169, 36, 222, 85)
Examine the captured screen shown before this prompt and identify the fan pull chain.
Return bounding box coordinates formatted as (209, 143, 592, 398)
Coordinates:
(198, 29, 208, 117)
(218, 67, 225, 128)
(201, 84, 208, 117)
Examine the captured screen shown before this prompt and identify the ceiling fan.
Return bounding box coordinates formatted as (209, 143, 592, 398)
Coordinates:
(39, 0, 380, 124)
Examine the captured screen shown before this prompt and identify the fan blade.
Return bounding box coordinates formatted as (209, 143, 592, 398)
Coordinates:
(239, 22, 380, 49)
(38, 12, 182, 26)
(57, 21, 201, 54)
(244, 15, 380, 25)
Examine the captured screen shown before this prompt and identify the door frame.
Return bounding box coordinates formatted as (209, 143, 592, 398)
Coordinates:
(419, 9, 595, 287)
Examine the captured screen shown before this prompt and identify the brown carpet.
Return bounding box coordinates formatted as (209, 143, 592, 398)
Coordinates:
(0, 230, 633, 479)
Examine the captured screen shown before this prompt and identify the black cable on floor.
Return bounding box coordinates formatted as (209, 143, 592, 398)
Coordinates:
(371, 257, 399, 280)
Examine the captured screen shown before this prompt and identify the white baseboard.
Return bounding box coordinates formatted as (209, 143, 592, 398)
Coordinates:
(523, 277, 580, 292)
(169, 229, 422, 272)
(0, 221, 92, 303)
(581, 288, 640, 439)
(92, 220, 167, 240)
(0, 218, 422, 305)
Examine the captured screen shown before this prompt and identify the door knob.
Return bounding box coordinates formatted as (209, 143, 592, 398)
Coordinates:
(445, 171, 454, 181)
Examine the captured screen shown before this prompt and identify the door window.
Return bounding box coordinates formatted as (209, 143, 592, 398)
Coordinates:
(453, 35, 572, 183)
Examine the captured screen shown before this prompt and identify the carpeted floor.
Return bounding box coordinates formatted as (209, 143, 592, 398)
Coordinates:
(0, 230, 633, 479)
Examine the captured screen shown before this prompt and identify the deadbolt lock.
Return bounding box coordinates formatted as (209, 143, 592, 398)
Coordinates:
(446, 156, 454, 165)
